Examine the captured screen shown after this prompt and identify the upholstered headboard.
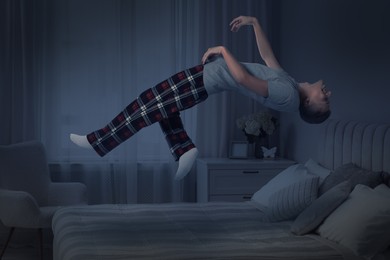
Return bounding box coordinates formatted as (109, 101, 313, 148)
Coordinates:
(319, 120, 390, 173)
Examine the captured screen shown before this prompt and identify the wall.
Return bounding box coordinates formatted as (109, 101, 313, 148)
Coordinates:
(277, 0, 390, 163)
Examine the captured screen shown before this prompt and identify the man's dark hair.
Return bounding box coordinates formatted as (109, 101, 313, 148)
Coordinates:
(299, 104, 331, 124)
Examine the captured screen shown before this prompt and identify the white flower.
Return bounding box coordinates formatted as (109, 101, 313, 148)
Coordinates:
(236, 111, 277, 137)
(244, 119, 261, 136)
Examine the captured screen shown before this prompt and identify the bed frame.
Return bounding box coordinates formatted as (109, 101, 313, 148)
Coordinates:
(51, 120, 390, 260)
(319, 120, 390, 173)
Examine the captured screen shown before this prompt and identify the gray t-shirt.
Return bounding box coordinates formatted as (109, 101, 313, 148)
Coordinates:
(203, 57, 299, 112)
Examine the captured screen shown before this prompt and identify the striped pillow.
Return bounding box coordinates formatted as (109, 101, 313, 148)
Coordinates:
(265, 176, 320, 222)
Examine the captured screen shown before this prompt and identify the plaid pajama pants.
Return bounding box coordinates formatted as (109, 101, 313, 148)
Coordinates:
(86, 65, 208, 159)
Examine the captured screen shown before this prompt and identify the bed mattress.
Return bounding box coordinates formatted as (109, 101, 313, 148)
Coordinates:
(52, 202, 360, 260)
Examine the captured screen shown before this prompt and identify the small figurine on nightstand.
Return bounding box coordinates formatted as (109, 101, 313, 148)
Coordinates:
(262, 146, 277, 159)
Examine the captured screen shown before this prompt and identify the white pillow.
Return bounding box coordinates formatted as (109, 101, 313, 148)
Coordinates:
(304, 158, 331, 184)
(265, 176, 319, 222)
(251, 164, 313, 207)
(317, 184, 390, 258)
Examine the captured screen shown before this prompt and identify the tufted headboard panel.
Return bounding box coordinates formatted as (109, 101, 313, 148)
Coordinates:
(318, 120, 390, 173)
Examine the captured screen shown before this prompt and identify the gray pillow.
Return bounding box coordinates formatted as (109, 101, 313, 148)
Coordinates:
(264, 176, 319, 222)
(291, 180, 352, 235)
(317, 184, 390, 258)
(318, 163, 382, 196)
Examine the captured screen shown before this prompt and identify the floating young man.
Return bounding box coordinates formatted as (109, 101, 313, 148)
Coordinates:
(71, 16, 332, 180)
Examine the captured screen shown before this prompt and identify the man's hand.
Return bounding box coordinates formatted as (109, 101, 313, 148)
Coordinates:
(231, 15, 281, 69)
(230, 16, 257, 32)
(201, 46, 225, 64)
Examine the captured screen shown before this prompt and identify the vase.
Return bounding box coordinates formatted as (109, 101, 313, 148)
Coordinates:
(254, 136, 269, 159)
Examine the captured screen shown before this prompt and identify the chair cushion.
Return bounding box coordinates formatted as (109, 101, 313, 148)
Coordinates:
(0, 190, 59, 228)
(0, 141, 51, 206)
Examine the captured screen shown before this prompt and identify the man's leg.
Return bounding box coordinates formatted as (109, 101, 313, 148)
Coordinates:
(159, 113, 195, 161)
(71, 65, 207, 157)
(159, 114, 198, 180)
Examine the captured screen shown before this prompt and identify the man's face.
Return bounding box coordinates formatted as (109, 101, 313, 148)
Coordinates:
(306, 80, 332, 112)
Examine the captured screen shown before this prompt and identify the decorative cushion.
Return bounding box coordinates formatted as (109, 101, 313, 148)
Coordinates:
(251, 164, 314, 207)
(291, 181, 351, 235)
(318, 163, 382, 196)
(304, 158, 331, 184)
(317, 184, 390, 258)
(264, 176, 320, 222)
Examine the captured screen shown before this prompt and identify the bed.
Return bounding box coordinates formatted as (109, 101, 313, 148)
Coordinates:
(52, 120, 390, 260)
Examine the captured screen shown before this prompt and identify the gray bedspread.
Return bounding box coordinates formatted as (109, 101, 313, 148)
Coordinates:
(52, 202, 360, 260)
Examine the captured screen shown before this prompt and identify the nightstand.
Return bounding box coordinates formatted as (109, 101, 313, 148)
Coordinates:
(197, 158, 295, 202)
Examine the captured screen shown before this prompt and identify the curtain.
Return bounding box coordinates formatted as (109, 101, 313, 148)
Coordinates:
(1, 0, 274, 204)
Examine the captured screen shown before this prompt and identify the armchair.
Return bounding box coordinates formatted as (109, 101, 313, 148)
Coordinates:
(0, 141, 87, 259)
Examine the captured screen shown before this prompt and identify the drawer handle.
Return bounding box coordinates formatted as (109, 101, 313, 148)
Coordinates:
(242, 195, 252, 200)
(242, 171, 259, 174)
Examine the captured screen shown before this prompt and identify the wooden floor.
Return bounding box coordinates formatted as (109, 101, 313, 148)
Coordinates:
(0, 227, 54, 260)
(2, 246, 53, 260)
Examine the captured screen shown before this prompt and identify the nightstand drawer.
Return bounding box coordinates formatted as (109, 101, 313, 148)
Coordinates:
(197, 158, 295, 202)
(209, 194, 253, 202)
(209, 169, 277, 195)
